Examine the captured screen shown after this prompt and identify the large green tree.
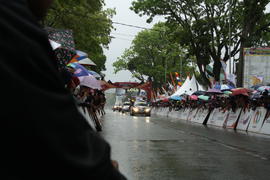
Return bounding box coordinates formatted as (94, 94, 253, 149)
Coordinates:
(131, 0, 270, 87)
(45, 0, 115, 72)
(113, 23, 194, 88)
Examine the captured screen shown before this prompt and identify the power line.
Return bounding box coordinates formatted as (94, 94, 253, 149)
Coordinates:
(112, 21, 151, 30)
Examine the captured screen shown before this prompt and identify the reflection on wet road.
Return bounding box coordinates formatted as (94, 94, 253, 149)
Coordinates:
(100, 110, 270, 180)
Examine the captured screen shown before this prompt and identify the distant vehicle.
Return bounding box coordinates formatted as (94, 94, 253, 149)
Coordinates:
(121, 101, 131, 113)
(112, 103, 122, 112)
(130, 101, 151, 116)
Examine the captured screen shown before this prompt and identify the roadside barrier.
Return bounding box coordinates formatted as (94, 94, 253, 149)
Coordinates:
(77, 106, 103, 132)
(236, 110, 252, 131)
(247, 107, 267, 133)
(187, 108, 198, 121)
(207, 109, 229, 127)
(191, 108, 209, 124)
(77, 106, 96, 130)
(152, 106, 270, 135)
(260, 112, 270, 135)
(224, 108, 242, 129)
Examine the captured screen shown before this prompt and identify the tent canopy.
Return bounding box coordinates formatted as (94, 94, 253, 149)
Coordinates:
(171, 75, 204, 97)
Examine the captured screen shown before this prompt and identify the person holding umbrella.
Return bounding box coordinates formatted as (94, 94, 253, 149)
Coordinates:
(0, 0, 126, 179)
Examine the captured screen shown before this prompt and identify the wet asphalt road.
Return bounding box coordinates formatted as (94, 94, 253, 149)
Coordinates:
(100, 110, 270, 180)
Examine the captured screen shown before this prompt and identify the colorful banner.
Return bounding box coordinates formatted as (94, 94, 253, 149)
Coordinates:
(243, 48, 270, 88)
(187, 109, 198, 121)
(236, 110, 253, 131)
(192, 108, 209, 124)
(224, 108, 242, 129)
(181, 108, 191, 120)
(260, 112, 270, 135)
(207, 109, 229, 127)
(247, 107, 267, 133)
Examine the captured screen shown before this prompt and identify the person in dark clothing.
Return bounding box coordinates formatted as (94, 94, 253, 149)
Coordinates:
(0, 0, 126, 179)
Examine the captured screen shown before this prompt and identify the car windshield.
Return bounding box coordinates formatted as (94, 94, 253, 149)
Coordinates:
(135, 102, 147, 106)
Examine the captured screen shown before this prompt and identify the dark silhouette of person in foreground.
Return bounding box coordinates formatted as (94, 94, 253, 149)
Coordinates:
(0, 0, 126, 179)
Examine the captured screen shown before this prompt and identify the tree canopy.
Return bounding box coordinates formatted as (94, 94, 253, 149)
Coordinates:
(45, 0, 115, 72)
(131, 0, 270, 86)
(113, 22, 194, 88)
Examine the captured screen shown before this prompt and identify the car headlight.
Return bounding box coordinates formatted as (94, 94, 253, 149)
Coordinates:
(133, 107, 139, 112)
(145, 108, 151, 112)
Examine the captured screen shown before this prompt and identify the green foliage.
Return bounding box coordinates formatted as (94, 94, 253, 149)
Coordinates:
(113, 22, 194, 88)
(45, 0, 115, 72)
(131, 0, 270, 85)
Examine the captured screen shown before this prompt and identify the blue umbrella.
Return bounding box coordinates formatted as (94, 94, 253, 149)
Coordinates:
(257, 86, 270, 92)
(220, 84, 234, 91)
(170, 96, 183, 101)
(250, 84, 263, 90)
(214, 84, 221, 90)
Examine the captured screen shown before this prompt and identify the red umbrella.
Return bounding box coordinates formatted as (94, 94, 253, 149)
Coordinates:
(162, 98, 169, 102)
(190, 95, 198, 100)
(231, 88, 250, 96)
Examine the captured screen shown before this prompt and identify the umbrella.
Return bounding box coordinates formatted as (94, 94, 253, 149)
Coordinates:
(250, 84, 264, 90)
(46, 27, 76, 69)
(198, 95, 210, 101)
(76, 50, 88, 57)
(67, 63, 89, 77)
(192, 90, 206, 96)
(78, 57, 96, 66)
(207, 88, 223, 94)
(190, 95, 198, 100)
(214, 84, 221, 90)
(170, 96, 183, 101)
(223, 91, 232, 95)
(231, 88, 249, 96)
(162, 98, 169, 102)
(69, 51, 88, 64)
(88, 70, 101, 79)
(46, 27, 75, 50)
(257, 86, 270, 92)
(220, 84, 234, 91)
(250, 91, 262, 99)
(78, 75, 101, 89)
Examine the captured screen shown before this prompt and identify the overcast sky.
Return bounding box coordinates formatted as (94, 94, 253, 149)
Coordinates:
(103, 0, 163, 83)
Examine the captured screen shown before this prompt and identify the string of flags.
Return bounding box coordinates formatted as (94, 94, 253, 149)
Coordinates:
(175, 72, 182, 86)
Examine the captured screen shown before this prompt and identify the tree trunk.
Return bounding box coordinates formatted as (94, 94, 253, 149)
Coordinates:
(237, 47, 244, 87)
(213, 59, 222, 82)
(197, 61, 211, 87)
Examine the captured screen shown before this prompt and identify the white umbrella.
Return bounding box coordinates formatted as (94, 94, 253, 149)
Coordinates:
(79, 75, 101, 89)
(78, 57, 97, 66)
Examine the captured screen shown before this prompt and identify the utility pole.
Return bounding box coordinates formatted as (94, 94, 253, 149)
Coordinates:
(228, 0, 232, 74)
(180, 57, 182, 80)
(165, 58, 167, 83)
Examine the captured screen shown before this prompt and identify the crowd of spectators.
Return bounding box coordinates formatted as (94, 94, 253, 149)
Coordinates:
(152, 89, 270, 114)
(61, 68, 106, 131)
